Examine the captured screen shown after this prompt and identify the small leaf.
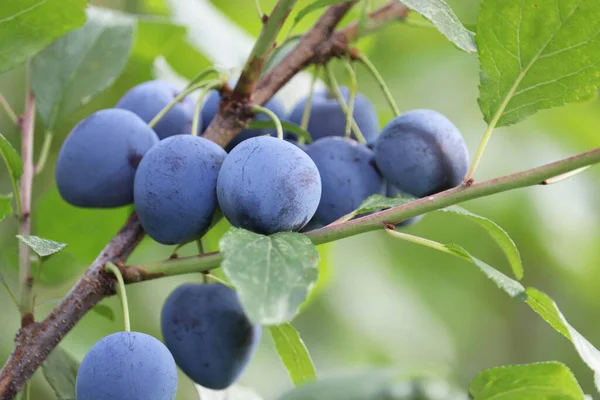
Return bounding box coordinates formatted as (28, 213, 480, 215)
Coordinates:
(293, 1, 355, 27)
(438, 206, 523, 280)
(354, 193, 414, 215)
(247, 120, 313, 144)
(220, 228, 320, 325)
(0, 0, 87, 73)
(263, 36, 301, 76)
(31, 6, 136, 130)
(16, 235, 67, 257)
(0, 133, 23, 183)
(270, 323, 317, 386)
(92, 304, 115, 321)
(0, 194, 12, 222)
(477, 0, 600, 127)
(445, 244, 526, 300)
(469, 362, 585, 399)
(398, 0, 476, 53)
(42, 346, 79, 400)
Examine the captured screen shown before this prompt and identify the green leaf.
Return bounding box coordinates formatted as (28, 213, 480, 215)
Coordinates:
(398, 0, 476, 53)
(293, 1, 355, 27)
(469, 362, 585, 399)
(16, 235, 67, 257)
(0, 0, 87, 73)
(269, 323, 317, 386)
(220, 228, 320, 325)
(133, 17, 187, 61)
(0, 194, 12, 222)
(31, 7, 136, 130)
(42, 346, 79, 400)
(246, 120, 313, 144)
(92, 304, 115, 322)
(477, 0, 600, 127)
(438, 206, 523, 280)
(444, 244, 526, 300)
(263, 36, 301, 76)
(0, 133, 23, 183)
(526, 287, 600, 390)
(355, 193, 414, 215)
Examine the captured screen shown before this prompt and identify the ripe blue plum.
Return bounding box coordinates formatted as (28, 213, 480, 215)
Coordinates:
(134, 135, 226, 245)
(386, 183, 423, 227)
(374, 109, 469, 197)
(76, 331, 178, 400)
(56, 109, 158, 208)
(117, 80, 197, 139)
(287, 87, 379, 143)
(217, 136, 321, 234)
(161, 284, 261, 390)
(305, 137, 385, 225)
(201, 87, 285, 151)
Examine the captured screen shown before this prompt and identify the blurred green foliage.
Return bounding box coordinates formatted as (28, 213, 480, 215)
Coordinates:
(1, 0, 600, 399)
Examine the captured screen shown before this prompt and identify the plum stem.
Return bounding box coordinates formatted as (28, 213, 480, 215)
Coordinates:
(191, 80, 223, 136)
(251, 105, 284, 140)
(34, 131, 53, 175)
(105, 262, 131, 332)
(255, 0, 264, 20)
(0, 93, 18, 126)
(299, 66, 320, 145)
(355, 52, 400, 117)
(343, 61, 358, 139)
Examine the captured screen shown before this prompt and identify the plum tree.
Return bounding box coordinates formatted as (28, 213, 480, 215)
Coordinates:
(161, 284, 261, 390)
(287, 87, 379, 143)
(116, 80, 197, 139)
(134, 135, 227, 245)
(201, 87, 285, 151)
(305, 137, 384, 225)
(217, 136, 321, 234)
(55, 108, 159, 208)
(75, 331, 178, 400)
(373, 109, 469, 197)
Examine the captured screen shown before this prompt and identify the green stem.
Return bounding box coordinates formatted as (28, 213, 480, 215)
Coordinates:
(356, 52, 400, 116)
(105, 263, 130, 332)
(187, 67, 221, 88)
(465, 122, 495, 182)
(541, 165, 591, 185)
(252, 105, 284, 140)
(34, 131, 53, 175)
(1, 281, 19, 308)
(0, 152, 22, 217)
(206, 274, 235, 289)
(0, 93, 18, 126)
(324, 63, 366, 144)
(343, 62, 358, 138)
(385, 228, 454, 255)
(191, 81, 224, 136)
(255, 0, 264, 18)
(299, 66, 320, 145)
(149, 81, 217, 129)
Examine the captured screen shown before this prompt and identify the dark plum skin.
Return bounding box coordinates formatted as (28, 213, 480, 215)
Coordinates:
(201, 88, 285, 151)
(385, 183, 423, 227)
(134, 135, 227, 244)
(117, 80, 197, 139)
(305, 137, 385, 225)
(56, 108, 159, 208)
(287, 87, 379, 143)
(76, 331, 178, 400)
(373, 109, 469, 197)
(161, 284, 261, 390)
(217, 136, 321, 234)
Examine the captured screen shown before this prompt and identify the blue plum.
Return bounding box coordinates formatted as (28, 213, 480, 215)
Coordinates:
(201, 87, 285, 151)
(385, 183, 423, 227)
(217, 136, 321, 234)
(76, 331, 178, 400)
(56, 108, 158, 208)
(161, 284, 261, 390)
(117, 80, 197, 139)
(305, 137, 384, 225)
(287, 87, 379, 143)
(373, 109, 469, 197)
(134, 135, 227, 245)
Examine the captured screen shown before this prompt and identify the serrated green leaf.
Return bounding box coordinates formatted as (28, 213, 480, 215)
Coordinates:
(438, 206, 523, 280)
(0, 0, 87, 73)
(263, 36, 301, 76)
(0, 194, 12, 222)
(16, 235, 67, 257)
(42, 346, 79, 400)
(92, 304, 115, 322)
(133, 17, 187, 61)
(398, 0, 476, 53)
(0, 133, 23, 183)
(355, 193, 414, 215)
(469, 362, 585, 399)
(220, 228, 320, 325)
(477, 0, 600, 127)
(270, 323, 317, 386)
(444, 244, 526, 300)
(31, 7, 136, 130)
(247, 120, 313, 144)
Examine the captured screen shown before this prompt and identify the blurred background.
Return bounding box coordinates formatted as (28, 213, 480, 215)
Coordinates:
(1, 0, 600, 398)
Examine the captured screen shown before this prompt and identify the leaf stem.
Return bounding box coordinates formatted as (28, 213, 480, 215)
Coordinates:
(255, 0, 264, 19)
(105, 263, 130, 332)
(385, 228, 453, 255)
(252, 104, 284, 140)
(355, 52, 400, 116)
(541, 165, 591, 185)
(1, 280, 19, 308)
(34, 131, 53, 175)
(465, 122, 495, 182)
(299, 66, 320, 145)
(343, 61, 358, 138)
(0, 93, 18, 126)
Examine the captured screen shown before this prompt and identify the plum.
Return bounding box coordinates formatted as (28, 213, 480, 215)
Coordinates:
(117, 80, 197, 139)
(56, 108, 159, 208)
(305, 137, 384, 225)
(134, 135, 226, 244)
(287, 87, 379, 143)
(373, 109, 469, 197)
(161, 284, 261, 390)
(76, 331, 178, 400)
(216, 136, 321, 234)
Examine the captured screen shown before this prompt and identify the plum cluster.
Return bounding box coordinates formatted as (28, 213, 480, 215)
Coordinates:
(58, 79, 468, 396)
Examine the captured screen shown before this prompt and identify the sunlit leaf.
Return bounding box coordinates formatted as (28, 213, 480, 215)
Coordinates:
(16, 235, 67, 257)
(270, 323, 317, 386)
